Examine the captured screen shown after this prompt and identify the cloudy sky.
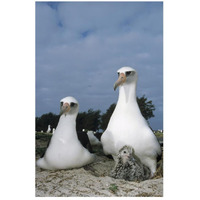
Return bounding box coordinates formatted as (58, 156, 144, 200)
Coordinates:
(36, 1, 163, 130)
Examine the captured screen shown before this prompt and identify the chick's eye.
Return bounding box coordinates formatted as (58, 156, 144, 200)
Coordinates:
(60, 102, 63, 107)
(126, 71, 132, 76)
(117, 72, 120, 77)
(123, 151, 127, 154)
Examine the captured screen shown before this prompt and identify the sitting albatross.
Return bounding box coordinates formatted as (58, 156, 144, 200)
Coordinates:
(101, 66, 161, 176)
(36, 96, 95, 170)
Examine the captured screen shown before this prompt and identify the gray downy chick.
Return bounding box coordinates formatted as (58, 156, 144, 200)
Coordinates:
(110, 145, 151, 181)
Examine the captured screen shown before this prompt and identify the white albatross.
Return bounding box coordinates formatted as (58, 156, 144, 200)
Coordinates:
(87, 131, 101, 146)
(101, 66, 161, 176)
(36, 96, 95, 170)
(46, 125, 51, 133)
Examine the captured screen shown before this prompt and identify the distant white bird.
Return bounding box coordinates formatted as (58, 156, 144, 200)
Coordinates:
(87, 131, 101, 146)
(52, 128, 55, 134)
(46, 125, 51, 133)
(101, 66, 161, 176)
(110, 145, 151, 181)
(37, 96, 95, 170)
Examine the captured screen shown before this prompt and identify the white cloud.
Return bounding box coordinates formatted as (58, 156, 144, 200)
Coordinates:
(36, 2, 163, 129)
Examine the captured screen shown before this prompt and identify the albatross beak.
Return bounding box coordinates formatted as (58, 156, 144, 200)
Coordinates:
(113, 73, 126, 90)
(60, 102, 70, 115)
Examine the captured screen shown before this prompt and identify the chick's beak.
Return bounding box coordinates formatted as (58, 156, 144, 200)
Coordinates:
(60, 102, 70, 115)
(113, 73, 126, 90)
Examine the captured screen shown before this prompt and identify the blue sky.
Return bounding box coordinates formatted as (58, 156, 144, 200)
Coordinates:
(36, 1, 163, 130)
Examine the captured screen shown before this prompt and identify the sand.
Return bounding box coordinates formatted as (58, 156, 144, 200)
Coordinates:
(35, 154, 163, 197)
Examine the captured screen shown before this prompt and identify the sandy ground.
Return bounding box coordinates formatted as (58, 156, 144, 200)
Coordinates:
(35, 151, 163, 197)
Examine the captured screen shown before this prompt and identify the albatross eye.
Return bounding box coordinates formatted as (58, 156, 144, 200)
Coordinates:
(70, 102, 75, 107)
(60, 102, 63, 107)
(117, 72, 120, 77)
(123, 150, 127, 154)
(126, 71, 132, 76)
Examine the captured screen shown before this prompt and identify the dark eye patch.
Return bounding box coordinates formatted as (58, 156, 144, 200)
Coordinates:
(126, 71, 132, 76)
(117, 72, 120, 77)
(60, 102, 63, 107)
(123, 150, 127, 154)
(70, 102, 76, 107)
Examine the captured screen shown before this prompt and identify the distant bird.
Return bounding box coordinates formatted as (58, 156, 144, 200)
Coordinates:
(110, 145, 151, 181)
(36, 96, 95, 170)
(46, 125, 51, 133)
(52, 128, 55, 134)
(87, 131, 101, 146)
(101, 66, 161, 176)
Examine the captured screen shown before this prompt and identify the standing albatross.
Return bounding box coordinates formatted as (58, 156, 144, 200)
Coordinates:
(101, 66, 161, 176)
(36, 96, 95, 170)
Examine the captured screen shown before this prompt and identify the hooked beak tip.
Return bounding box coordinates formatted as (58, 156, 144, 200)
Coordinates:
(113, 73, 126, 91)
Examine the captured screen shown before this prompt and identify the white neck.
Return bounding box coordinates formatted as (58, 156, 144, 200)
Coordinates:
(114, 78, 143, 119)
(118, 80, 137, 105)
(59, 113, 77, 123)
(55, 113, 77, 137)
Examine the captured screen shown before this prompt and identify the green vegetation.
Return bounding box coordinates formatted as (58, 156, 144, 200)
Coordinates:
(36, 132, 52, 140)
(109, 184, 118, 194)
(101, 103, 116, 130)
(36, 112, 59, 132)
(137, 95, 155, 120)
(154, 131, 163, 139)
(36, 147, 47, 156)
(76, 109, 101, 131)
(36, 132, 52, 157)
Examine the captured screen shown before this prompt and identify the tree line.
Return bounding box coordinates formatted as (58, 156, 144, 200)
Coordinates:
(36, 95, 155, 132)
